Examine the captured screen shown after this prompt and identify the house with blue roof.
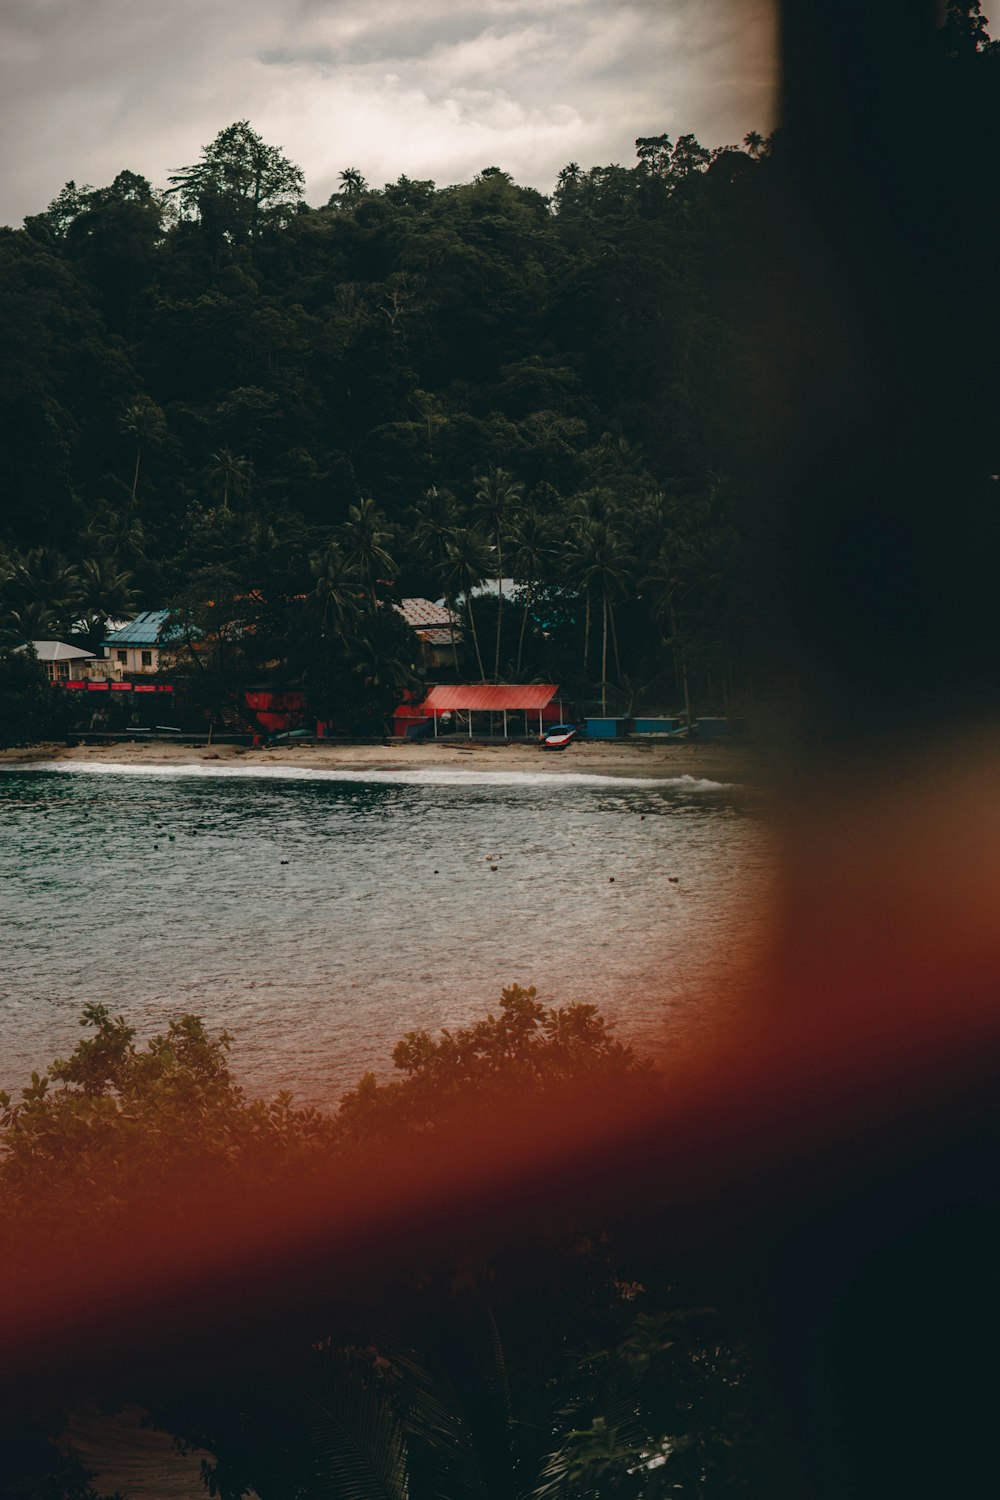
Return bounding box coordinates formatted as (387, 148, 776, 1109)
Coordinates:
(103, 611, 187, 676)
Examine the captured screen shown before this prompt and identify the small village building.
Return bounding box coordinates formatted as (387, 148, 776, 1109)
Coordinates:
(103, 610, 186, 676)
(398, 683, 561, 739)
(394, 598, 463, 671)
(28, 641, 95, 682)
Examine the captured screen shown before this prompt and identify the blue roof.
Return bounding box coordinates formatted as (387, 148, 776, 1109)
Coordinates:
(104, 610, 186, 647)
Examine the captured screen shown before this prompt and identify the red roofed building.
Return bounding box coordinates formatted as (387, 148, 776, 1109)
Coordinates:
(393, 598, 463, 671)
(394, 683, 562, 739)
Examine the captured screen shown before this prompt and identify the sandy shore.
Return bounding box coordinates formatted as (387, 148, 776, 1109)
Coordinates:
(0, 737, 765, 783)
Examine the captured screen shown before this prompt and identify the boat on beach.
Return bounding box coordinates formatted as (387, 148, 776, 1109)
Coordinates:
(541, 724, 579, 751)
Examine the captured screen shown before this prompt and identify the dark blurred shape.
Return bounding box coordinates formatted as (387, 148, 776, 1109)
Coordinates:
(761, 4, 1000, 1494)
(768, 0, 1000, 740)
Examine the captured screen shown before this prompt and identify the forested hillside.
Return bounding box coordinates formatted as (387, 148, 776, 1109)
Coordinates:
(1, 120, 789, 722)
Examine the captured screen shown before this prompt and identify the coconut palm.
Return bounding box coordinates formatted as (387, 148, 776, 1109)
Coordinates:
(408, 487, 460, 579)
(1, 600, 61, 645)
(85, 504, 148, 571)
(75, 556, 139, 650)
(472, 468, 524, 680)
(409, 487, 463, 667)
(120, 397, 166, 500)
(308, 542, 362, 637)
(5, 549, 82, 639)
(348, 611, 419, 699)
(207, 448, 252, 512)
(339, 167, 368, 199)
(508, 514, 554, 678)
(442, 529, 491, 683)
(342, 497, 398, 611)
(564, 521, 630, 714)
(642, 548, 693, 726)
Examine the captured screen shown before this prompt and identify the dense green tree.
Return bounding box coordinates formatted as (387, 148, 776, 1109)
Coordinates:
(0, 997, 770, 1498)
(166, 121, 304, 242)
(0, 646, 71, 745)
(0, 108, 801, 718)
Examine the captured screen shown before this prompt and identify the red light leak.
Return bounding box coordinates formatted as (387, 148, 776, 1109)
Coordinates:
(1, 744, 997, 1390)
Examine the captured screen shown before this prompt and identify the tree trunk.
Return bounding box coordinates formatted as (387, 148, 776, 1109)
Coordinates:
(131, 443, 141, 500)
(448, 599, 459, 680)
(670, 600, 692, 728)
(601, 592, 608, 716)
(494, 533, 504, 681)
(467, 597, 486, 682)
(516, 583, 534, 679)
(608, 598, 623, 682)
(583, 591, 591, 674)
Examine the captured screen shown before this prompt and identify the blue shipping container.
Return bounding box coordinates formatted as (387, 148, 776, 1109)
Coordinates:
(585, 717, 625, 739)
(633, 717, 683, 735)
(695, 717, 729, 739)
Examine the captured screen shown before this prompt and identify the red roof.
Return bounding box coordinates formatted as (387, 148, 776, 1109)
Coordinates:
(422, 684, 557, 711)
(417, 627, 462, 646)
(395, 598, 462, 628)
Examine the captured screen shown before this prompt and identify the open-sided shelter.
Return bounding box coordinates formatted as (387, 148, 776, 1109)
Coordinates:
(418, 683, 560, 738)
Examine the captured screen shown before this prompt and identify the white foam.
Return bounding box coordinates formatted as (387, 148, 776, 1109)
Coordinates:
(3, 761, 729, 791)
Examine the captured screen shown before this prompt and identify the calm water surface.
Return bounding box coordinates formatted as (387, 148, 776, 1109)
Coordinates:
(0, 764, 775, 1104)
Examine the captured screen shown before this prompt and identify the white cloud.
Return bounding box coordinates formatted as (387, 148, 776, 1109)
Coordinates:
(0, 0, 776, 225)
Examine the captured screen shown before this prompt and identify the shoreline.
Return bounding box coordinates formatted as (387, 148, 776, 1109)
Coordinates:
(0, 737, 764, 784)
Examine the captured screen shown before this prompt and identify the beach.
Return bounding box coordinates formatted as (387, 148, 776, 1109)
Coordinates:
(0, 736, 763, 784)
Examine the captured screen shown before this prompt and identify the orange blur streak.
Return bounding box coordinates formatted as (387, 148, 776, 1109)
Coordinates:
(2, 742, 998, 1376)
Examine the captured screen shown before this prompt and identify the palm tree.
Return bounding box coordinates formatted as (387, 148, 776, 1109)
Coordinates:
(207, 448, 252, 511)
(342, 497, 398, 611)
(2, 600, 60, 645)
(120, 397, 166, 500)
(508, 514, 554, 679)
(442, 529, 491, 683)
(7, 549, 82, 639)
(642, 549, 692, 727)
(308, 542, 362, 637)
(75, 556, 139, 651)
(339, 167, 368, 198)
(409, 487, 459, 579)
(409, 487, 463, 668)
(472, 467, 524, 680)
(348, 613, 419, 703)
(85, 504, 147, 571)
(564, 522, 630, 714)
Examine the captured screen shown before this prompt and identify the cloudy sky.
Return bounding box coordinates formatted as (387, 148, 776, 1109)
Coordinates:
(0, 0, 775, 227)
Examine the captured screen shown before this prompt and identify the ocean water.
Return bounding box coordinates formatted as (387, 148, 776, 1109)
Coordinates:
(0, 764, 775, 1105)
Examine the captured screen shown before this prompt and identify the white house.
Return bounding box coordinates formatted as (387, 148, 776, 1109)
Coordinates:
(102, 611, 185, 675)
(28, 641, 96, 682)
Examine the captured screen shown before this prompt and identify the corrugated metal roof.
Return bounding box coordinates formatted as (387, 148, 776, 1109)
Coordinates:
(104, 610, 186, 647)
(29, 641, 94, 661)
(395, 598, 462, 628)
(422, 684, 557, 711)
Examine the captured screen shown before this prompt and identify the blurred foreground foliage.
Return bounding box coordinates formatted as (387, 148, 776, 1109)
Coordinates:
(0, 992, 777, 1497)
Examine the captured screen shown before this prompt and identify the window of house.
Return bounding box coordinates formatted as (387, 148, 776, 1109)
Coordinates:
(57, 662, 70, 680)
(117, 650, 127, 664)
(141, 651, 153, 668)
